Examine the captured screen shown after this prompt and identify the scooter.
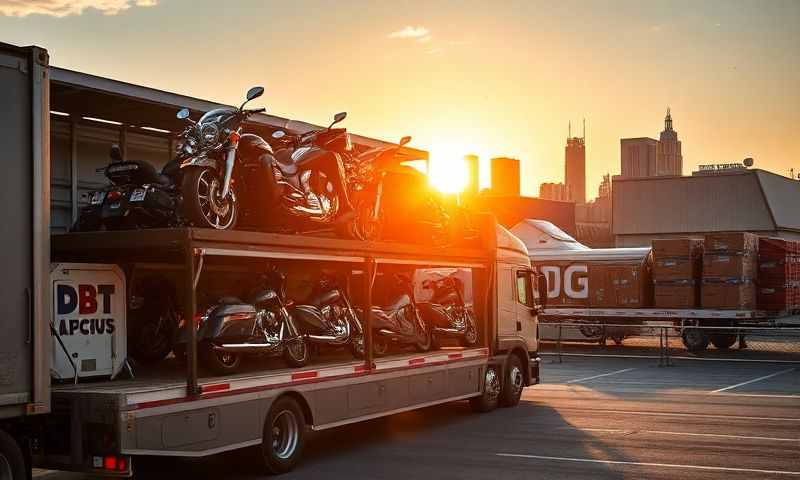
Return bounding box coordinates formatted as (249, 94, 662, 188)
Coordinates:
(360, 274, 431, 355)
(291, 273, 365, 358)
(178, 269, 309, 374)
(417, 275, 478, 347)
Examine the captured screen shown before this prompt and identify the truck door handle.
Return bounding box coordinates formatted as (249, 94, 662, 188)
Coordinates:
(25, 288, 32, 344)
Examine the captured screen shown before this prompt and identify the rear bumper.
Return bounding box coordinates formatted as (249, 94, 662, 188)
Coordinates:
(529, 354, 541, 386)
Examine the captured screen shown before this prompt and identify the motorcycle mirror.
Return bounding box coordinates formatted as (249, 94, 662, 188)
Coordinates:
(246, 86, 265, 101)
(272, 130, 286, 139)
(109, 144, 123, 162)
(176, 108, 190, 120)
(399, 136, 411, 146)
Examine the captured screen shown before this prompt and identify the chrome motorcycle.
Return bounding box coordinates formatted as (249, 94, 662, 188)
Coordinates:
(360, 274, 431, 354)
(179, 269, 309, 374)
(73, 144, 180, 231)
(417, 275, 478, 347)
(291, 273, 364, 358)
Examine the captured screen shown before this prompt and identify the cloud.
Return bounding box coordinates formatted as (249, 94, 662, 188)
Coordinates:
(417, 35, 432, 43)
(387, 25, 430, 40)
(426, 47, 444, 55)
(0, 0, 158, 17)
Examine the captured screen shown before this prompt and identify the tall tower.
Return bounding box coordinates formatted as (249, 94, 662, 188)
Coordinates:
(565, 120, 586, 204)
(463, 154, 480, 198)
(490, 157, 520, 196)
(658, 107, 683, 175)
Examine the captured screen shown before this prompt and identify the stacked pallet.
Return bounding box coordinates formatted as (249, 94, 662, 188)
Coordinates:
(701, 232, 758, 309)
(651, 239, 703, 308)
(757, 237, 800, 313)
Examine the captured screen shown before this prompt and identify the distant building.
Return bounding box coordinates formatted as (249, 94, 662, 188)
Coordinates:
(620, 109, 683, 178)
(612, 169, 800, 247)
(575, 173, 613, 247)
(565, 122, 586, 204)
(463, 154, 480, 198)
(489, 157, 520, 196)
(539, 182, 571, 202)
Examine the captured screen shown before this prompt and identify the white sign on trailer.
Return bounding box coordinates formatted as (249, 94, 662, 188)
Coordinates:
(50, 263, 127, 380)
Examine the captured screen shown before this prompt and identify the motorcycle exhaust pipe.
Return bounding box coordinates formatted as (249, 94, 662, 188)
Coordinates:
(304, 333, 350, 345)
(432, 326, 466, 335)
(215, 342, 282, 354)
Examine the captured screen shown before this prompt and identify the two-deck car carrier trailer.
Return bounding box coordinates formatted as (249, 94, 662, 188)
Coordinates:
(0, 42, 544, 478)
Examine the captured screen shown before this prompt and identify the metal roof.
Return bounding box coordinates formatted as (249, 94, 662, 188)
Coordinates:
(50, 67, 428, 161)
(612, 169, 800, 235)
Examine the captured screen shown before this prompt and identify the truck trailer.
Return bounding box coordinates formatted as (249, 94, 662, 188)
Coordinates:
(0, 42, 544, 477)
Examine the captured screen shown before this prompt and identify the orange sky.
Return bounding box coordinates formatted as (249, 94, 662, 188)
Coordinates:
(2, 0, 798, 198)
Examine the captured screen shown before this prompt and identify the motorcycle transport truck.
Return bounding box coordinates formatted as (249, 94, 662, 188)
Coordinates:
(0, 42, 545, 478)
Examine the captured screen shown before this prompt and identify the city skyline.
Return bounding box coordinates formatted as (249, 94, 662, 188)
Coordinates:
(1, 0, 798, 198)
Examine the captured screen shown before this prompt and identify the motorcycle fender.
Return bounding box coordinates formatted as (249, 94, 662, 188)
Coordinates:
(180, 156, 218, 170)
(292, 305, 328, 335)
(203, 303, 258, 341)
(416, 302, 452, 329)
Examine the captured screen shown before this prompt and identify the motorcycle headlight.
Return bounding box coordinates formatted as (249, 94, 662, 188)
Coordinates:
(200, 124, 219, 145)
(182, 143, 194, 155)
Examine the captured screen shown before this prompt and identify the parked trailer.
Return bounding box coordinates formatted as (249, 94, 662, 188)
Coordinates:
(0, 42, 51, 478)
(31, 216, 543, 475)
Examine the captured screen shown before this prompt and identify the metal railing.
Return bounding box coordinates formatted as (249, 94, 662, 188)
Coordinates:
(539, 322, 800, 365)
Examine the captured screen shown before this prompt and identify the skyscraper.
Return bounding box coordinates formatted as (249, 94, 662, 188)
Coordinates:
(565, 120, 586, 204)
(658, 108, 683, 176)
(463, 154, 480, 197)
(489, 157, 520, 196)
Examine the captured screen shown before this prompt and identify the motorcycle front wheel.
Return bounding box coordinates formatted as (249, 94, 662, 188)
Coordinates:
(353, 196, 384, 241)
(181, 167, 238, 230)
(460, 311, 479, 347)
(283, 338, 309, 368)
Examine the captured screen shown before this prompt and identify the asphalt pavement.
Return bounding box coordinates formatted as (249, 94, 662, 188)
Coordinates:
(37, 357, 800, 479)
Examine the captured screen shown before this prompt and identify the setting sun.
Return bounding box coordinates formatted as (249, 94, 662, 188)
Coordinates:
(427, 142, 470, 194)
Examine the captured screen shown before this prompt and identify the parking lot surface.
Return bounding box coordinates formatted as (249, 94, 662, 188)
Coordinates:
(38, 357, 799, 479)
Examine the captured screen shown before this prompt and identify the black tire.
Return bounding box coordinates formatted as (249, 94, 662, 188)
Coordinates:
(414, 325, 433, 353)
(201, 341, 242, 375)
(181, 167, 238, 230)
(470, 365, 501, 413)
(261, 397, 306, 475)
(459, 311, 479, 347)
(372, 338, 390, 357)
(710, 333, 737, 350)
(349, 335, 365, 359)
(128, 277, 177, 365)
(0, 429, 26, 480)
(283, 338, 309, 368)
(682, 328, 710, 353)
(499, 354, 525, 407)
(353, 196, 384, 242)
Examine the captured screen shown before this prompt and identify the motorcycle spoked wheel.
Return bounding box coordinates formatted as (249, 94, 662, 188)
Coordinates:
(350, 335, 390, 358)
(459, 311, 479, 347)
(283, 338, 309, 368)
(182, 167, 238, 230)
(414, 325, 433, 352)
(352, 196, 384, 241)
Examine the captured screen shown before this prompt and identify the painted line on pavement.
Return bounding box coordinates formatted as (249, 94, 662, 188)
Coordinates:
(556, 407, 800, 422)
(496, 453, 800, 476)
(711, 368, 796, 393)
(576, 427, 799, 443)
(566, 368, 636, 384)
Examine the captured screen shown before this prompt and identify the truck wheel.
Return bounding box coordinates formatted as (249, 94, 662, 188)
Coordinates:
(0, 430, 26, 480)
(682, 328, 710, 353)
(262, 397, 306, 475)
(499, 354, 525, 407)
(710, 334, 737, 350)
(470, 366, 501, 413)
(201, 342, 242, 374)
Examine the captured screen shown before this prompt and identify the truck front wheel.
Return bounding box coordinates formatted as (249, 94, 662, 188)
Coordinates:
(500, 354, 525, 407)
(0, 430, 26, 480)
(262, 397, 306, 475)
(470, 366, 501, 413)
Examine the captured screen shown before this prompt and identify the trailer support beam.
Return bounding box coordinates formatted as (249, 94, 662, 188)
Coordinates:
(363, 257, 375, 372)
(185, 233, 199, 396)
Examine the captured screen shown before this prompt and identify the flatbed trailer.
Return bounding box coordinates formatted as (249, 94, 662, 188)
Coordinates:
(33, 222, 543, 476)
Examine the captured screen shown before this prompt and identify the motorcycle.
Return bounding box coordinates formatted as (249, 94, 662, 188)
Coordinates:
(360, 274, 431, 354)
(417, 275, 478, 347)
(72, 144, 180, 231)
(291, 273, 364, 358)
(342, 136, 453, 242)
(178, 269, 309, 374)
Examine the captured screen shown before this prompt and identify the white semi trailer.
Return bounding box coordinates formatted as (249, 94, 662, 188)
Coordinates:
(0, 42, 545, 477)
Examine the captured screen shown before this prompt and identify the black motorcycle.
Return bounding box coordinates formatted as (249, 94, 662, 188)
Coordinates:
(417, 275, 478, 347)
(72, 145, 180, 231)
(291, 273, 364, 358)
(178, 269, 309, 374)
(360, 274, 431, 355)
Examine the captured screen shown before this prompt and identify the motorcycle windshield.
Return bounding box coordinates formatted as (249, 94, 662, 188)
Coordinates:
(198, 107, 236, 126)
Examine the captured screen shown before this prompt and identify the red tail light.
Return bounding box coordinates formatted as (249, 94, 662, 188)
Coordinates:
(107, 190, 123, 202)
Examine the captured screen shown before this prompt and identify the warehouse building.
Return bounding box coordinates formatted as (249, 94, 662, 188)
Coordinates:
(613, 168, 800, 246)
(48, 67, 427, 232)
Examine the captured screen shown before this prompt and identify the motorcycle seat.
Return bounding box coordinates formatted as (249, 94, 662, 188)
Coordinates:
(308, 289, 341, 307)
(274, 149, 298, 176)
(379, 294, 411, 313)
